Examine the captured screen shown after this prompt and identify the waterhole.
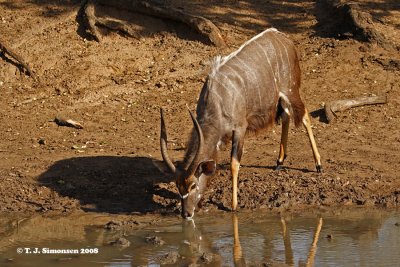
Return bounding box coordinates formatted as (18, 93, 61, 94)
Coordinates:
(1, 209, 399, 266)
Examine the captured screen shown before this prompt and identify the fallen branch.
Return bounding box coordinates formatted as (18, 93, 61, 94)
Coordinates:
(137, 1, 225, 47)
(82, 0, 225, 47)
(54, 116, 84, 129)
(324, 95, 388, 123)
(0, 39, 35, 77)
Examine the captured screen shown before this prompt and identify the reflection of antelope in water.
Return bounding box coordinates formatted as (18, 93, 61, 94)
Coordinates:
(160, 28, 322, 219)
(180, 219, 222, 266)
(231, 215, 323, 266)
(281, 217, 323, 267)
(232, 214, 246, 267)
(179, 215, 246, 266)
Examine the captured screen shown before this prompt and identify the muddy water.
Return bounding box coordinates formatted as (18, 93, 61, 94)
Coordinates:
(1, 209, 399, 266)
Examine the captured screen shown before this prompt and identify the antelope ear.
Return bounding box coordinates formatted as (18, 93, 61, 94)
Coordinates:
(198, 160, 216, 176)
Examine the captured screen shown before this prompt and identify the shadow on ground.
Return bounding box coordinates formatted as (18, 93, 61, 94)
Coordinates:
(38, 156, 174, 214)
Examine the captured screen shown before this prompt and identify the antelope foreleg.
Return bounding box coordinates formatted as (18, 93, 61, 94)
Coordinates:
(231, 130, 244, 211)
(302, 110, 322, 172)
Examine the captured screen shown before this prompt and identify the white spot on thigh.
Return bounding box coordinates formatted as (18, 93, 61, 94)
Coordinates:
(216, 140, 223, 150)
(279, 92, 289, 102)
(279, 92, 292, 115)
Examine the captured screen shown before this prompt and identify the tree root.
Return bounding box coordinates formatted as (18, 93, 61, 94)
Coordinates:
(316, 0, 394, 49)
(95, 17, 141, 39)
(324, 95, 388, 123)
(81, 0, 225, 47)
(0, 39, 35, 78)
(82, 0, 102, 42)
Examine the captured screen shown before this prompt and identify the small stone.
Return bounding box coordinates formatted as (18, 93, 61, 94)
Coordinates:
(145, 236, 165, 246)
(109, 237, 130, 248)
(155, 81, 167, 88)
(158, 251, 179, 265)
(326, 234, 333, 240)
(200, 252, 213, 264)
(105, 220, 122, 230)
(38, 139, 46, 145)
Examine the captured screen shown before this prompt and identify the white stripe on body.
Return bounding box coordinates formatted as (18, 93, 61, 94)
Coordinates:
(253, 40, 279, 92)
(210, 28, 278, 77)
(275, 36, 291, 90)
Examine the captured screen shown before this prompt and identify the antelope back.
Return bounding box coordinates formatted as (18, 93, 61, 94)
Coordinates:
(202, 28, 304, 130)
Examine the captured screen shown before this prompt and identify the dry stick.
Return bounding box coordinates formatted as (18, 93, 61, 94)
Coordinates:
(94, 0, 225, 47)
(324, 95, 388, 123)
(0, 39, 35, 78)
(54, 116, 84, 129)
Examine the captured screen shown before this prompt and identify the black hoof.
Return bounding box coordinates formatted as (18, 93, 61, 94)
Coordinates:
(276, 155, 287, 170)
(316, 165, 323, 173)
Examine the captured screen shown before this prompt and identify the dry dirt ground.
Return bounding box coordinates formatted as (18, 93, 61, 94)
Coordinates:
(0, 0, 399, 217)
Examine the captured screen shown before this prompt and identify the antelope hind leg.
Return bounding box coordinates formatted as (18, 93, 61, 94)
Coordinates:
(302, 109, 322, 172)
(276, 111, 290, 170)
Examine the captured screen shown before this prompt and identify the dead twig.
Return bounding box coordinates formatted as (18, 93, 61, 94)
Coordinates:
(54, 116, 84, 129)
(324, 95, 388, 123)
(0, 39, 35, 78)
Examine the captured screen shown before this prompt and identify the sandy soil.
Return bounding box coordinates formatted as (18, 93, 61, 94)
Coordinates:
(0, 0, 399, 217)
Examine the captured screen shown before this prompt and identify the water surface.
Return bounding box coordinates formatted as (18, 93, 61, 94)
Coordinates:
(1, 209, 399, 266)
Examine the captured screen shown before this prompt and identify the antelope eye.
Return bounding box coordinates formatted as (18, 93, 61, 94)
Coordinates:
(188, 183, 197, 192)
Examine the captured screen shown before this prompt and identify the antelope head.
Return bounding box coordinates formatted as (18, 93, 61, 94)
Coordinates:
(160, 108, 216, 219)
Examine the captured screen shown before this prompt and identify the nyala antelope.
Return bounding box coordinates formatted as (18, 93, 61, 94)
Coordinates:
(160, 28, 322, 219)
